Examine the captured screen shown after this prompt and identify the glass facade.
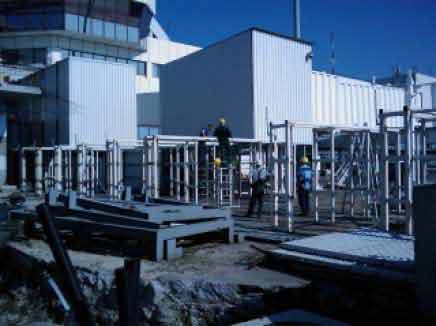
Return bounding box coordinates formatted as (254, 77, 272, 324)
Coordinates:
(65, 14, 139, 43)
(6, 12, 64, 31)
(1, 48, 47, 65)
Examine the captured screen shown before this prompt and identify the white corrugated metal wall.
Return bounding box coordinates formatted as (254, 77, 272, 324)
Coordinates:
(68, 57, 137, 145)
(161, 31, 254, 137)
(312, 71, 406, 129)
(252, 30, 313, 144)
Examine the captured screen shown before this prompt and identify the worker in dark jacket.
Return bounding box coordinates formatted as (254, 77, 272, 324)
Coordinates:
(297, 156, 312, 216)
(213, 118, 232, 165)
(246, 162, 268, 219)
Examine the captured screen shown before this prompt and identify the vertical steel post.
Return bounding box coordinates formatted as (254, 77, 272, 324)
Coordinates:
(54, 146, 63, 192)
(312, 129, 320, 223)
(35, 149, 43, 196)
(142, 140, 147, 196)
(349, 137, 355, 218)
(176, 146, 181, 201)
(106, 141, 113, 198)
(194, 142, 199, 205)
(365, 132, 371, 219)
(395, 132, 402, 214)
(20, 149, 27, 192)
(284, 121, 293, 232)
(403, 106, 413, 235)
(183, 143, 190, 203)
(379, 111, 390, 231)
(420, 120, 427, 184)
(330, 128, 336, 224)
(169, 148, 174, 197)
(273, 141, 279, 227)
(152, 137, 159, 198)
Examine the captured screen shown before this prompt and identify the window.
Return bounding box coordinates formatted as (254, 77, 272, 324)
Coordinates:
(65, 14, 78, 32)
(115, 24, 127, 41)
(94, 54, 105, 61)
(46, 13, 64, 29)
(136, 61, 146, 76)
(117, 58, 128, 64)
(152, 64, 160, 78)
(128, 26, 139, 43)
(92, 18, 104, 37)
(105, 21, 115, 39)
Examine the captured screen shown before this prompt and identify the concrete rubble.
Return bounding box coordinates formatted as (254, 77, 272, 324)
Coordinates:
(2, 240, 309, 326)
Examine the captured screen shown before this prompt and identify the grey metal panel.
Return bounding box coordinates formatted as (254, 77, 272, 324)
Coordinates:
(161, 31, 254, 138)
(137, 92, 160, 126)
(252, 30, 313, 144)
(67, 57, 137, 145)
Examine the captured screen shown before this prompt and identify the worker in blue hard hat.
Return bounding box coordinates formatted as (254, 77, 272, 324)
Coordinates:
(297, 156, 312, 216)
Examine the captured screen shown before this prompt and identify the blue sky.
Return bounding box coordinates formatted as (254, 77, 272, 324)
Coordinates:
(157, 0, 436, 80)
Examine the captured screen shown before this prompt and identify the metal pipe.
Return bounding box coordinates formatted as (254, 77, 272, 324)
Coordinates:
(293, 0, 301, 39)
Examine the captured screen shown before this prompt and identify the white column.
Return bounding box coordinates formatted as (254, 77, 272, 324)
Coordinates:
(183, 143, 190, 202)
(20, 149, 27, 192)
(284, 121, 293, 232)
(330, 129, 336, 224)
(35, 149, 43, 196)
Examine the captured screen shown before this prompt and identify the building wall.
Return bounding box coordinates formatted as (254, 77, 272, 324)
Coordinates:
(312, 71, 405, 129)
(161, 31, 253, 137)
(20, 57, 137, 146)
(135, 37, 200, 131)
(252, 30, 312, 143)
(68, 57, 137, 145)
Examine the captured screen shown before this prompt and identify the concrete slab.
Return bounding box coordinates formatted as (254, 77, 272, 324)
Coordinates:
(280, 228, 414, 272)
(233, 309, 349, 326)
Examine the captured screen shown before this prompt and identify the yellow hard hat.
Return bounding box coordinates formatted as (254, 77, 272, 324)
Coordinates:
(300, 156, 310, 164)
(219, 118, 226, 125)
(214, 158, 222, 167)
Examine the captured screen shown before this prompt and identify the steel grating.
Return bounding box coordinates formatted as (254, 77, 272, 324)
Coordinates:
(280, 228, 414, 272)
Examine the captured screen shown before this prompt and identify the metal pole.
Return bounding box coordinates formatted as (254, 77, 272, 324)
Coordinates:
(273, 141, 279, 227)
(312, 129, 320, 223)
(396, 132, 402, 214)
(176, 147, 181, 201)
(285, 121, 293, 232)
(379, 111, 390, 231)
(20, 149, 27, 192)
(106, 141, 113, 198)
(293, 0, 301, 39)
(403, 106, 413, 235)
(330, 128, 336, 224)
(194, 142, 199, 205)
(349, 137, 355, 218)
(142, 140, 147, 196)
(421, 120, 427, 184)
(153, 137, 159, 198)
(169, 148, 174, 197)
(183, 143, 190, 203)
(35, 149, 43, 196)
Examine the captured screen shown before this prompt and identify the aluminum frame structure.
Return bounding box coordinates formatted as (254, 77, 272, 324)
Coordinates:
(312, 126, 379, 225)
(143, 135, 263, 208)
(379, 106, 436, 235)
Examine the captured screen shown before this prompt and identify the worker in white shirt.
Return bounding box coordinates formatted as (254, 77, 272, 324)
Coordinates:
(246, 161, 268, 218)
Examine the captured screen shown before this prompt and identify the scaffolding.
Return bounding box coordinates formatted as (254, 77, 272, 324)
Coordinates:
(312, 126, 379, 225)
(379, 106, 436, 235)
(143, 135, 263, 207)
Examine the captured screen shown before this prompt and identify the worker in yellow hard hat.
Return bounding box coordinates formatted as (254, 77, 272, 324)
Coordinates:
(214, 158, 222, 168)
(213, 118, 232, 166)
(297, 156, 312, 216)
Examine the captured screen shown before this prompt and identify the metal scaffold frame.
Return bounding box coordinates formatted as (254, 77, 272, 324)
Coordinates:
(143, 135, 263, 208)
(312, 126, 379, 225)
(379, 106, 436, 235)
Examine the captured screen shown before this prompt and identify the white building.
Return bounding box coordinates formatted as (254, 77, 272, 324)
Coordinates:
(161, 28, 410, 144)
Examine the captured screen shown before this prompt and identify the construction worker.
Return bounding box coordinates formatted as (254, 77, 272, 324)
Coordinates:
(297, 156, 312, 216)
(246, 161, 268, 218)
(213, 118, 232, 165)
